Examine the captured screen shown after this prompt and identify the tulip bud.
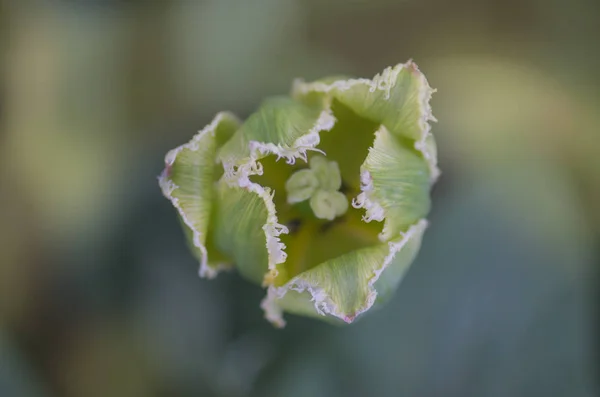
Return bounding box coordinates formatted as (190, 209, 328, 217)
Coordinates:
(160, 61, 438, 327)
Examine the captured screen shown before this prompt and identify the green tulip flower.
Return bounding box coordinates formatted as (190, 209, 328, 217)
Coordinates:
(159, 61, 438, 327)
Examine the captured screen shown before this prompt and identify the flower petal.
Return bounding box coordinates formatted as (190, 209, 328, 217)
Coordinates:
(293, 60, 439, 180)
(159, 112, 241, 278)
(262, 220, 427, 327)
(353, 125, 431, 241)
(218, 96, 335, 177)
(211, 181, 286, 285)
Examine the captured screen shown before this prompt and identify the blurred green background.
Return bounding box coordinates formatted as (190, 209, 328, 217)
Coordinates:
(1, 1, 598, 396)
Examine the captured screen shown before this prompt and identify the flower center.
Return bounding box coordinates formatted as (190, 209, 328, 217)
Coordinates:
(248, 100, 383, 281)
(284, 155, 348, 221)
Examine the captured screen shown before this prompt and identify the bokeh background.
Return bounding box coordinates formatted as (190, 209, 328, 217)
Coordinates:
(1, 1, 599, 396)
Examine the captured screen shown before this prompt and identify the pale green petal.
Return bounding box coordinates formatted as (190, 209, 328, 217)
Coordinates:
(211, 181, 286, 285)
(293, 60, 439, 180)
(353, 125, 431, 240)
(372, 220, 426, 303)
(218, 96, 335, 178)
(285, 169, 318, 204)
(262, 220, 427, 327)
(159, 112, 240, 278)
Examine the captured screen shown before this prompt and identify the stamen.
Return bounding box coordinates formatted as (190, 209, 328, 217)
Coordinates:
(285, 155, 349, 220)
(285, 169, 318, 204)
(310, 156, 342, 191)
(309, 190, 348, 221)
